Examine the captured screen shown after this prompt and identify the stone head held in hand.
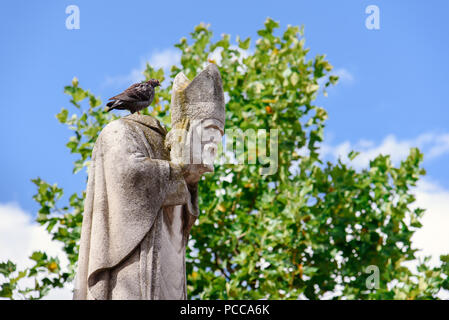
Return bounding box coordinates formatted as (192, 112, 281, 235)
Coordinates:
(167, 64, 226, 179)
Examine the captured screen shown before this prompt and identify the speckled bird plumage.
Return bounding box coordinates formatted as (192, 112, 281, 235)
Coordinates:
(106, 79, 160, 114)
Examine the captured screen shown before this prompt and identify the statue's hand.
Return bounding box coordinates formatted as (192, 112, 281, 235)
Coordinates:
(181, 164, 211, 185)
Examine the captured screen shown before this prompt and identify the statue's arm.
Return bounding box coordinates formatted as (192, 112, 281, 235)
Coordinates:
(161, 162, 195, 207)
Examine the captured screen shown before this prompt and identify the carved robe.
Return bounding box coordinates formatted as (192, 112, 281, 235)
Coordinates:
(73, 114, 198, 300)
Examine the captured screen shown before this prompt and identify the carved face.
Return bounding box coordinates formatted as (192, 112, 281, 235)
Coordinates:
(189, 119, 224, 169)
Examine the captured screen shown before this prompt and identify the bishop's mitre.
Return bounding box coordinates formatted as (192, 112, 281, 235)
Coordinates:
(170, 63, 226, 130)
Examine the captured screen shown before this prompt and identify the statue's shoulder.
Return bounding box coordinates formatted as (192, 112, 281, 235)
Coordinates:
(122, 114, 167, 137)
(99, 115, 167, 144)
(100, 117, 129, 137)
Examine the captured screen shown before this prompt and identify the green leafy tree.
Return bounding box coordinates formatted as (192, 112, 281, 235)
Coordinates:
(1, 18, 448, 300)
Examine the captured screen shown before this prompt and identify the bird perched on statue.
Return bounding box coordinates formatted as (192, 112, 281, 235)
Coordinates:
(105, 79, 161, 114)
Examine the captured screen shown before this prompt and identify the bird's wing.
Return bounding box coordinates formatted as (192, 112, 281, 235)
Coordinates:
(108, 83, 143, 102)
(140, 85, 154, 101)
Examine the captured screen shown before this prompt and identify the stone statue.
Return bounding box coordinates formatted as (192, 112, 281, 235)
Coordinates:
(73, 64, 225, 300)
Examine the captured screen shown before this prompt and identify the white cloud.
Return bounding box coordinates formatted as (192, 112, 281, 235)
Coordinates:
(427, 134, 449, 159)
(103, 48, 181, 88)
(333, 68, 354, 85)
(0, 203, 72, 300)
(408, 178, 449, 299)
(149, 49, 181, 71)
(412, 179, 449, 264)
(317, 67, 354, 89)
(322, 132, 449, 169)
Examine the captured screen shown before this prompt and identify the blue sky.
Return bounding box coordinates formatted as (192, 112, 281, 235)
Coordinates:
(0, 1, 448, 291)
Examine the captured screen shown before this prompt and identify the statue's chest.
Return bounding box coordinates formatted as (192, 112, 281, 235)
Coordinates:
(141, 127, 170, 161)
